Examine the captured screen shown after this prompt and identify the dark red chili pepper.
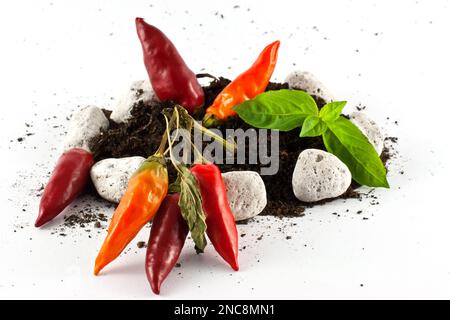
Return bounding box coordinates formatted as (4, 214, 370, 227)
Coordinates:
(135, 17, 204, 114)
(145, 193, 188, 294)
(190, 164, 239, 271)
(35, 148, 94, 227)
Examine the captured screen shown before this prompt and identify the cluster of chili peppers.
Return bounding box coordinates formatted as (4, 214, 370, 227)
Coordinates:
(36, 17, 280, 294)
(145, 161, 238, 294)
(94, 104, 239, 294)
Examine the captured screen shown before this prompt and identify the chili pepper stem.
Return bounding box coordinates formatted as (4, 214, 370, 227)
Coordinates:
(154, 107, 179, 157)
(162, 105, 236, 166)
(192, 119, 235, 154)
(202, 113, 222, 128)
(170, 105, 236, 152)
(163, 108, 183, 174)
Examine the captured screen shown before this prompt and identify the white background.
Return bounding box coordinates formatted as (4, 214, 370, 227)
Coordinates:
(0, 0, 449, 299)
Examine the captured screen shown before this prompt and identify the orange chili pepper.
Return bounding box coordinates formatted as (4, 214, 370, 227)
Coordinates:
(94, 155, 168, 275)
(203, 40, 280, 126)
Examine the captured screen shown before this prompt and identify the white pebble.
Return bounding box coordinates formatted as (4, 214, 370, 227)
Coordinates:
(110, 80, 159, 123)
(63, 105, 109, 153)
(285, 71, 334, 103)
(90, 156, 146, 203)
(292, 149, 351, 202)
(222, 171, 267, 221)
(350, 111, 384, 155)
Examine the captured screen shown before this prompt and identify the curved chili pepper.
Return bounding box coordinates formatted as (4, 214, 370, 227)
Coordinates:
(203, 40, 280, 126)
(94, 155, 168, 275)
(190, 164, 239, 271)
(35, 148, 93, 228)
(146, 193, 188, 295)
(136, 17, 204, 114)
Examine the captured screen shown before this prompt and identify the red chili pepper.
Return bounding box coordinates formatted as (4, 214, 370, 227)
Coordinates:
(145, 193, 188, 295)
(136, 17, 204, 114)
(35, 148, 94, 227)
(190, 164, 239, 271)
(203, 40, 280, 126)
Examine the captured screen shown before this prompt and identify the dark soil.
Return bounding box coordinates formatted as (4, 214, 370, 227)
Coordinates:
(91, 100, 173, 160)
(90, 76, 391, 217)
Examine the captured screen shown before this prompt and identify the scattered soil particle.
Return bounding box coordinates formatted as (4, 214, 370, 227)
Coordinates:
(137, 241, 146, 249)
(62, 207, 109, 232)
(236, 219, 251, 225)
(356, 104, 366, 111)
(385, 136, 398, 144)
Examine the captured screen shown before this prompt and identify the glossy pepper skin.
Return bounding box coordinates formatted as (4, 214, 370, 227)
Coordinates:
(190, 164, 239, 271)
(35, 148, 93, 228)
(136, 17, 204, 114)
(146, 193, 189, 295)
(203, 40, 280, 126)
(94, 155, 168, 275)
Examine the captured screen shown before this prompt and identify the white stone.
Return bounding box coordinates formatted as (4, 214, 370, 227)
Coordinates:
(63, 105, 109, 153)
(292, 149, 351, 202)
(90, 156, 146, 203)
(285, 71, 334, 103)
(110, 80, 159, 123)
(350, 111, 384, 155)
(222, 171, 267, 221)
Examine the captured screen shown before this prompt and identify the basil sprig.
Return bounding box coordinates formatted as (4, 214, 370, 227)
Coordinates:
(233, 90, 389, 188)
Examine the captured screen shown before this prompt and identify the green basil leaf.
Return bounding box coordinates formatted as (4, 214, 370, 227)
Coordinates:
(300, 115, 328, 137)
(177, 164, 207, 252)
(233, 89, 318, 131)
(319, 101, 347, 123)
(323, 117, 389, 188)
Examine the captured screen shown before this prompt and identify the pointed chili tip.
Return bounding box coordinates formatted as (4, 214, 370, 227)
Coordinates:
(149, 279, 161, 295)
(202, 113, 222, 128)
(151, 284, 161, 295)
(94, 260, 104, 276)
(271, 40, 281, 49)
(34, 218, 44, 228)
(35, 208, 49, 228)
(223, 256, 239, 271)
